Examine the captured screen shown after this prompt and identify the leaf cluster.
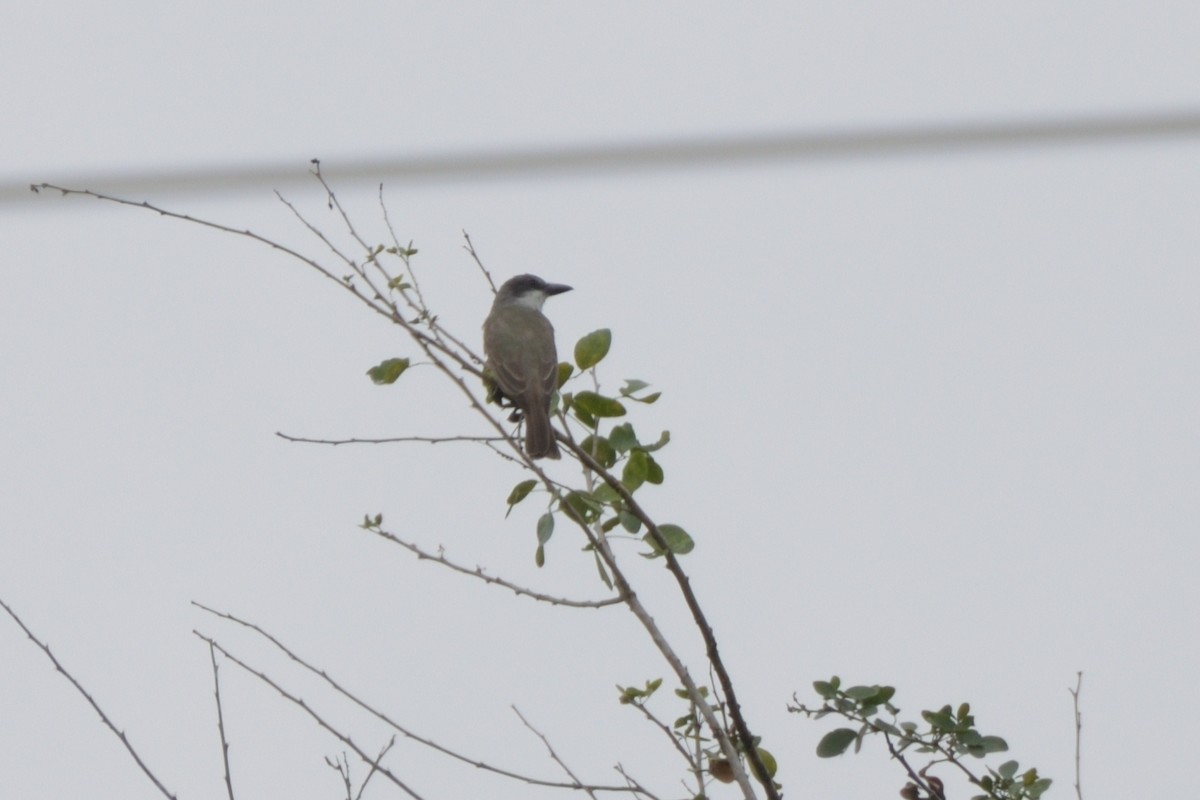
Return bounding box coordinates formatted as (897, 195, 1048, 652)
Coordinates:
(793, 676, 1051, 800)
(505, 328, 693, 571)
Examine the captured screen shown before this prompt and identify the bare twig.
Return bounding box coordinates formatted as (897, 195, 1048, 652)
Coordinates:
(357, 737, 398, 800)
(193, 604, 639, 794)
(629, 701, 694, 765)
(614, 764, 661, 800)
(512, 706, 600, 800)
(462, 231, 496, 293)
(195, 631, 428, 800)
(0, 597, 177, 799)
(362, 525, 623, 608)
(1070, 671, 1083, 800)
(275, 432, 505, 446)
(325, 752, 354, 800)
(208, 642, 236, 800)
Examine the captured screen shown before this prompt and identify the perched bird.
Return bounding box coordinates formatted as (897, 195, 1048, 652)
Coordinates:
(483, 274, 572, 459)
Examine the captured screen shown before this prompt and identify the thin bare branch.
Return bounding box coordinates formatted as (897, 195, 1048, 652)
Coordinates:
(357, 737, 398, 800)
(361, 525, 622, 608)
(192, 604, 639, 794)
(1070, 671, 1084, 800)
(208, 642, 236, 800)
(275, 431, 505, 446)
(195, 631, 428, 800)
(462, 231, 496, 293)
(629, 701, 694, 765)
(613, 764, 662, 800)
(512, 706, 600, 800)
(0, 597, 177, 799)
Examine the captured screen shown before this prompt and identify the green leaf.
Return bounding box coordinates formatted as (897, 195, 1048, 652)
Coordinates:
(609, 422, 638, 452)
(643, 523, 694, 557)
(573, 391, 626, 418)
(816, 728, 857, 758)
(592, 482, 623, 504)
(574, 329, 612, 370)
(536, 512, 554, 545)
(997, 761, 1019, 780)
(579, 435, 617, 468)
(755, 747, 778, 778)
(813, 680, 837, 699)
(845, 685, 883, 702)
(555, 362, 574, 389)
(618, 510, 642, 533)
(623, 449, 649, 492)
(621, 379, 650, 394)
(506, 480, 537, 514)
(643, 429, 670, 452)
(646, 454, 664, 484)
(979, 735, 1008, 754)
(366, 357, 410, 384)
(562, 491, 601, 524)
(535, 543, 545, 567)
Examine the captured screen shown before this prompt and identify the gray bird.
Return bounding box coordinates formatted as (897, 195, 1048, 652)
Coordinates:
(482, 274, 573, 459)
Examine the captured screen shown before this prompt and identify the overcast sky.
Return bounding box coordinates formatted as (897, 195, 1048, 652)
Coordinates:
(3, 3, 1199, 799)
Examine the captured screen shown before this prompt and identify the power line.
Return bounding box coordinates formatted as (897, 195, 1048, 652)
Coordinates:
(9, 108, 1200, 205)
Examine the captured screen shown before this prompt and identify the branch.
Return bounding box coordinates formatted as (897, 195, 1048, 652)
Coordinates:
(1070, 671, 1083, 800)
(208, 642, 237, 800)
(276, 432, 505, 446)
(362, 525, 623, 608)
(565, 439, 775, 799)
(193, 604, 640, 794)
(0, 597, 177, 799)
(512, 706, 599, 800)
(195, 631, 429, 800)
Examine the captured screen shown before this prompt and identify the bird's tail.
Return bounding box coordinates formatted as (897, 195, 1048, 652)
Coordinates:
(524, 402, 561, 460)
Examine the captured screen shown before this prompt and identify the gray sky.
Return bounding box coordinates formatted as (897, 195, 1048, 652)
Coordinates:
(3, 3, 1199, 798)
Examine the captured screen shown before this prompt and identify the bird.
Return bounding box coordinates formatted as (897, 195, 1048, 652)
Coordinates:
(482, 274, 573, 459)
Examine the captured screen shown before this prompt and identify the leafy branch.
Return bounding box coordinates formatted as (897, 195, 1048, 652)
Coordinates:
(790, 676, 1052, 800)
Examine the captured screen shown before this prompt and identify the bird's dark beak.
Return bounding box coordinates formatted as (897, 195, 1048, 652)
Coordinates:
(545, 283, 573, 296)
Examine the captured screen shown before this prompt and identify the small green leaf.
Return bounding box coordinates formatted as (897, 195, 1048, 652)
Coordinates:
(536, 512, 554, 544)
(592, 482, 623, 504)
(618, 510, 642, 533)
(646, 454, 664, 484)
(816, 728, 857, 758)
(643, 523, 694, 557)
(623, 449, 649, 492)
(535, 543, 545, 567)
(366, 357, 410, 384)
(561, 491, 601, 524)
(643, 430, 671, 452)
(621, 379, 650, 394)
(574, 329, 612, 370)
(573, 391, 626, 418)
(506, 480, 537, 511)
(813, 680, 837, 699)
(555, 362, 574, 388)
(608, 422, 638, 452)
(979, 735, 1008, 754)
(579, 435, 617, 468)
(755, 747, 778, 778)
